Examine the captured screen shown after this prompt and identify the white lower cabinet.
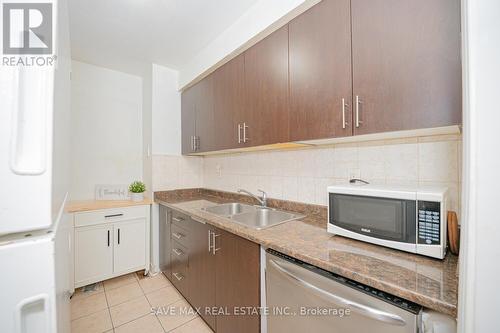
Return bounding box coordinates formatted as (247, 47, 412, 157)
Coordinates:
(75, 225, 113, 285)
(113, 219, 146, 274)
(73, 205, 150, 288)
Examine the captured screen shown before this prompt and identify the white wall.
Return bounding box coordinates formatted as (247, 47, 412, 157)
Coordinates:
(150, 64, 204, 193)
(458, 0, 500, 332)
(152, 64, 181, 155)
(142, 65, 153, 196)
(178, 0, 320, 88)
(70, 61, 143, 199)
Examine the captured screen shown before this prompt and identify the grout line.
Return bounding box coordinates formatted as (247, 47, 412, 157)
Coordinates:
(109, 295, 150, 328)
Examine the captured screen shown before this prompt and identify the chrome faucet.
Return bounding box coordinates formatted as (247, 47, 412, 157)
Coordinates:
(238, 189, 267, 208)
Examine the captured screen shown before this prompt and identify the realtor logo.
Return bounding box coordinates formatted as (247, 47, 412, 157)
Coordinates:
(2, 2, 53, 55)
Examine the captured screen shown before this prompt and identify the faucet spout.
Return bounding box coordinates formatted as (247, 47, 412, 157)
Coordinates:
(237, 189, 267, 208)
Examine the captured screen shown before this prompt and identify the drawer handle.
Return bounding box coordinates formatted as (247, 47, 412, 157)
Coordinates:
(172, 248, 184, 256)
(105, 213, 123, 218)
(172, 232, 184, 240)
(172, 272, 184, 281)
(172, 217, 184, 222)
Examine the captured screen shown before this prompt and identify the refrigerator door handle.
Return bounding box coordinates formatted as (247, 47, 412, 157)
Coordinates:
(269, 259, 407, 327)
(14, 293, 51, 333)
(9, 67, 54, 175)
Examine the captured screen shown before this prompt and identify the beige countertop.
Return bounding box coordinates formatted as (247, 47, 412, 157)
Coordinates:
(66, 198, 153, 213)
(155, 189, 459, 317)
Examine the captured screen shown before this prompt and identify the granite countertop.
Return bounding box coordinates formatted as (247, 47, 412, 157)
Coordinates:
(155, 189, 459, 317)
(66, 198, 153, 213)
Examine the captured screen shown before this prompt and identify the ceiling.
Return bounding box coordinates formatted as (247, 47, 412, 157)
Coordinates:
(68, 0, 259, 75)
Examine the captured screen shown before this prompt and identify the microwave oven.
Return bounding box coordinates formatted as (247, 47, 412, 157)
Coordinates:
(327, 184, 448, 259)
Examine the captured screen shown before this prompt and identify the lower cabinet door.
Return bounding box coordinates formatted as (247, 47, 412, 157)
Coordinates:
(188, 221, 216, 330)
(113, 219, 146, 274)
(215, 228, 260, 333)
(75, 225, 113, 286)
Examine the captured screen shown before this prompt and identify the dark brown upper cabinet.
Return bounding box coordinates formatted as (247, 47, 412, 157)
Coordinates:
(243, 25, 290, 147)
(181, 86, 196, 154)
(289, 0, 353, 141)
(350, 0, 462, 135)
(181, 76, 215, 154)
(213, 54, 246, 150)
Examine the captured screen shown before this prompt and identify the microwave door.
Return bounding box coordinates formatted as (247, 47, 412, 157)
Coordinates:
(330, 194, 416, 244)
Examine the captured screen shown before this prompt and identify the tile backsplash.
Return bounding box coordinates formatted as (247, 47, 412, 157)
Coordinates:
(153, 134, 462, 219)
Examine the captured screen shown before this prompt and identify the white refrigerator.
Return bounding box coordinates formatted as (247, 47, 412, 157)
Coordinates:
(0, 0, 72, 332)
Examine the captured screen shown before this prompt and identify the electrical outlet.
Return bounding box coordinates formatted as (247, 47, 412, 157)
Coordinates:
(348, 168, 360, 181)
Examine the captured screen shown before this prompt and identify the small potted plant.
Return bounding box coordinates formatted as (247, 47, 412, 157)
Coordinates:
(129, 181, 146, 202)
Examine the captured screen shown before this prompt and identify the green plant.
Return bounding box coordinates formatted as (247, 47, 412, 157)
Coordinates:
(129, 181, 146, 193)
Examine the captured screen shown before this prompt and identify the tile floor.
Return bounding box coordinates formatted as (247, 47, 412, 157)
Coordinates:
(71, 271, 214, 333)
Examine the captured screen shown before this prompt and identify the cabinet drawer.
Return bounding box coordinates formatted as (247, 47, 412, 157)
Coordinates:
(74, 205, 149, 227)
(171, 224, 189, 248)
(171, 241, 188, 265)
(171, 210, 190, 228)
(171, 259, 188, 296)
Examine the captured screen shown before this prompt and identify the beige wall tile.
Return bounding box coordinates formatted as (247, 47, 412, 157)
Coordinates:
(384, 143, 418, 181)
(106, 282, 143, 307)
(282, 177, 298, 202)
(71, 309, 112, 333)
(297, 177, 316, 204)
(110, 296, 152, 327)
(419, 141, 459, 182)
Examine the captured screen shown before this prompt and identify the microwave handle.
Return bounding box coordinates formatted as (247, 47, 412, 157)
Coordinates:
(269, 259, 407, 326)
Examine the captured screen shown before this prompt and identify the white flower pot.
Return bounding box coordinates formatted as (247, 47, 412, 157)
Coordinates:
(130, 192, 144, 202)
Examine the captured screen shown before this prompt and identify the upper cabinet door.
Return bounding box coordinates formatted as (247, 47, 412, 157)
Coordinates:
(351, 0, 462, 135)
(244, 25, 289, 147)
(181, 87, 196, 154)
(194, 76, 215, 152)
(213, 54, 245, 150)
(289, 0, 353, 141)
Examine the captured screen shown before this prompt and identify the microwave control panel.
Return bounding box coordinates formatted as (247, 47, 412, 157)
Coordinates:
(417, 201, 441, 245)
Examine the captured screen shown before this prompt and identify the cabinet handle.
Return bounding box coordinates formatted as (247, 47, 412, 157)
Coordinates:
(195, 136, 200, 151)
(208, 230, 212, 253)
(243, 122, 249, 143)
(237, 124, 242, 144)
(172, 272, 184, 281)
(172, 232, 184, 240)
(105, 213, 123, 219)
(117, 228, 120, 245)
(212, 232, 220, 255)
(107, 230, 110, 247)
(342, 98, 349, 129)
(172, 248, 183, 256)
(191, 136, 195, 151)
(172, 217, 184, 223)
(355, 95, 363, 128)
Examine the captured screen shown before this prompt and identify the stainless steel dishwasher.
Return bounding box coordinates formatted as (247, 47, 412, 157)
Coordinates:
(265, 249, 422, 333)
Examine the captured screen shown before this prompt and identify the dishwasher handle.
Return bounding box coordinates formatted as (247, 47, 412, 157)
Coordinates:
(269, 259, 407, 327)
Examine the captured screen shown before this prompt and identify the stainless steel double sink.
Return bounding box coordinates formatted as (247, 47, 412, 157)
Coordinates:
(201, 203, 304, 230)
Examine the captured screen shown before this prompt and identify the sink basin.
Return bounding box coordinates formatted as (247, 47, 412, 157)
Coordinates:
(201, 203, 304, 230)
(203, 203, 254, 216)
(231, 208, 303, 230)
